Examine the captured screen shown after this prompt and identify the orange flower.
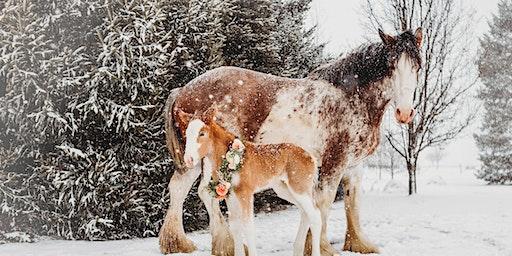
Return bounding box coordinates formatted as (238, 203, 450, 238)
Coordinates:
(215, 183, 229, 199)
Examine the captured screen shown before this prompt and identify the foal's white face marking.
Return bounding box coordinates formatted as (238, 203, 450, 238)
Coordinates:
(184, 119, 205, 167)
(392, 53, 418, 123)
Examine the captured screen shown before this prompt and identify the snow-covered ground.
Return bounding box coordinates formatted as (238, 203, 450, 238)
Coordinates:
(1, 167, 511, 256)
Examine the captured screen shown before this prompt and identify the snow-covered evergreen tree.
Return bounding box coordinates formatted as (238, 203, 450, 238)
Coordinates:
(0, 0, 90, 241)
(274, 0, 324, 77)
(209, 0, 281, 72)
(475, 0, 512, 184)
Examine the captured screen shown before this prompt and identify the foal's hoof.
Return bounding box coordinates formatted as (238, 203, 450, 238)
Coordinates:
(303, 232, 339, 256)
(211, 227, 235, 256)
(159, 231, 197, 254)
(343, 236, 380, 254)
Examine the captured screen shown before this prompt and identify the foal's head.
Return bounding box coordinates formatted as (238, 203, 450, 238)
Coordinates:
(379, 28, 423, 124)
(177, 108, 232, 168)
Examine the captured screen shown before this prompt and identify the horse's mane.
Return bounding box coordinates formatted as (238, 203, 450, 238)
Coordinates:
(308, 42, 390, 90)
(308, 30, 421, 91)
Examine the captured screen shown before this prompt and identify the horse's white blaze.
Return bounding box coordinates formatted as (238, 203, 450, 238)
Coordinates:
(393, 53, 417, 111)
(184, 119, 205, 166)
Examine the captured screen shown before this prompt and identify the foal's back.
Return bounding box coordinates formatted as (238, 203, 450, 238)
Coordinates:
(237, 143, 317, 194)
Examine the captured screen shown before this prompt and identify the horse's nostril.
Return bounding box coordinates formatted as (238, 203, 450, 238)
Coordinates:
(396, 109, 401, 115)
(409, 109, 414, 117)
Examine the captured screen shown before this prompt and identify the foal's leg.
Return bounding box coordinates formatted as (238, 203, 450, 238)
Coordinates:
(198, 163, 234, 256)
(304, 173, 343, 256)
(243, 196, 257, 256)
(341, 168, 379, 253)
(159, 167, 201, 254)
(232, 191, 257, 256)
(290, 191, 322, 256)
(272, 182, 309, 256)
(226, 195, 245, 256)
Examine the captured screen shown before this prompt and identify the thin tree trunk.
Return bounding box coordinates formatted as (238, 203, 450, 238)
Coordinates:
(407, 161, 417, 195)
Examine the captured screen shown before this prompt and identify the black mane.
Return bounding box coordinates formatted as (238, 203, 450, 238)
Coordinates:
(308, 30, 421, 90)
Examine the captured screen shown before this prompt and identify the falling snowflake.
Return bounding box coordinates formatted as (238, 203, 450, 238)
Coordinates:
(224, 95, 233, 103)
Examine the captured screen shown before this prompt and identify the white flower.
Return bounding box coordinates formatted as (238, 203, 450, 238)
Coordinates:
(226, 152, 234, 164)
(233, 154, 240, 165)
(232, 139, 245, 151)
(228, 162, 236, 170)
(223, 181, 231, 190)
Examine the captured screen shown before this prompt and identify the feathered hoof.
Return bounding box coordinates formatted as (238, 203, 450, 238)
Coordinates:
(159, 226, 197, 254)
(211, 224, 235, 256)
(343, 235, 380, 254)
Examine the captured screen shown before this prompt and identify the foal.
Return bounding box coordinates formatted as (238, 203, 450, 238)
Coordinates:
(178, 108, 322, 256)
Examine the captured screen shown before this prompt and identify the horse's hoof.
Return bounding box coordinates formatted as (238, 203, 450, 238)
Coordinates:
(343, 236, 379, 254)
(159, 230, 197, 254)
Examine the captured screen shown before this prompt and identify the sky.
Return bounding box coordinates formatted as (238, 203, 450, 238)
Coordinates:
(306, 0, 502, 167)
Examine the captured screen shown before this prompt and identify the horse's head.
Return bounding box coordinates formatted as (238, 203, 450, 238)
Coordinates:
(178, 108, 219, 168)
(379, 28, 423, 124)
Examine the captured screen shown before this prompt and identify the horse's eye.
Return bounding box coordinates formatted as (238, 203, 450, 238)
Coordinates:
(199, 132, 205, 137)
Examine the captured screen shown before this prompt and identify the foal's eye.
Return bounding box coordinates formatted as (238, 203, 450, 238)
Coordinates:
(199, 132, 205, 137)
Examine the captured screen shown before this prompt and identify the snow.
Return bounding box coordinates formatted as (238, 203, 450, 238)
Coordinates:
(1, 167, 511, 256)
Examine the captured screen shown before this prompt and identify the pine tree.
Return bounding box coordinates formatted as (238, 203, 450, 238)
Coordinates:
(209, 0, 281, 72)
(0, 0, 89, 241)
(274, 0, 324, 78)
(475, 0, 512, 184)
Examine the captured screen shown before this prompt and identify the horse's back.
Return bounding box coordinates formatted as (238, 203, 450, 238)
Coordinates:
(174, 66, 303, 140)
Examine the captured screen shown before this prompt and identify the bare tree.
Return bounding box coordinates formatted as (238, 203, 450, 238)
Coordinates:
(364, 0, 477, 194)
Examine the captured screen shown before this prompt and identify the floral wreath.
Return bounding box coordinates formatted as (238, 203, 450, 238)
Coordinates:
(208, 138, 245, 200)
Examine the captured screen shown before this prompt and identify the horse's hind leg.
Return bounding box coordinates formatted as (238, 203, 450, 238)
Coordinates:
(341, 169, 379, 253)
(159, 167, 201, 254)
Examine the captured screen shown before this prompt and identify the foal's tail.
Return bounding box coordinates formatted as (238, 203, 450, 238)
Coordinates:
(164, 87, 185, 171)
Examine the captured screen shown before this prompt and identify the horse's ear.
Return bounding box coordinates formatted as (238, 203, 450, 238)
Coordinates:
(379, 29, 396, 46)
(414, 27, 423, 48)
(176, 109, 193, 130)
(203, 107, 218, 125)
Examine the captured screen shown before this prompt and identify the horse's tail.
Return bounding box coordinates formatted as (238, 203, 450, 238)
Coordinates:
(164, 87, 185, 171)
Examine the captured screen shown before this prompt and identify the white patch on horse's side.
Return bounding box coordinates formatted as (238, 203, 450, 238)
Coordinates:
(256, 84, 326, 161)
(392, 53, 417, 110)
(184, 119, 205, 166)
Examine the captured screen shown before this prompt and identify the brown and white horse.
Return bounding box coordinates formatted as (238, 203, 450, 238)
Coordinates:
(159, 28, 423, 255)
(178, 108, 322, 256)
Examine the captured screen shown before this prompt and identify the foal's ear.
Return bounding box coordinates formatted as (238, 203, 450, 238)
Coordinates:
(414, 27, 423, 48)
(176, 109, 193, 129)
(379, 29, 396, 46)
(203, 107, 218, 125)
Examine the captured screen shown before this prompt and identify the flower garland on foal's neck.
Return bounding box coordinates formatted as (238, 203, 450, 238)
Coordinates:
(208, 139, 245, 200)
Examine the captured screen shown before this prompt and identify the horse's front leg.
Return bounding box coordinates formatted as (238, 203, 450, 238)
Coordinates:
(198, 162, 234, 256)
(159, 166, 201, 254)
(341, 167, 379, 253)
